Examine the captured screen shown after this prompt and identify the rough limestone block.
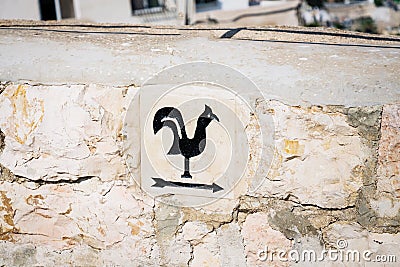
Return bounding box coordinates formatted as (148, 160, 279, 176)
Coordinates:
(0, 84, 136, 182)
(242, 212, 292, 267)
(1, 22, 400, 267)
(324, 222, 400, 265)
(0, 179, 154, 251)
(256, 102, 367, 208)
(190, 222, 246, 267)
(369, 104, 400, 219)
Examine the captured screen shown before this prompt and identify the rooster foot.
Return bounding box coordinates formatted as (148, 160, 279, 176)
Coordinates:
(181, 172, 192, 179)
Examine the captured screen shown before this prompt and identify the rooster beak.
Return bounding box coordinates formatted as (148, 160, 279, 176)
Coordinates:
(211, 113, 219, 122)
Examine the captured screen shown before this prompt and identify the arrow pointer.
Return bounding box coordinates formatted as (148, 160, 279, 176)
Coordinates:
(151, 177, 223, 193)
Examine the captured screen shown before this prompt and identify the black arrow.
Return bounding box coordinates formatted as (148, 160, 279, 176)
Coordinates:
(151, 177, 223, 193)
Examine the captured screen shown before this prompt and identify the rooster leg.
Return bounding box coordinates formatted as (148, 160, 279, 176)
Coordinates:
(181, 157, 192, 178)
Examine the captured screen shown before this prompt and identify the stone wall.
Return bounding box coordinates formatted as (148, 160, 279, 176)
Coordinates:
(0, 21, 399, 266)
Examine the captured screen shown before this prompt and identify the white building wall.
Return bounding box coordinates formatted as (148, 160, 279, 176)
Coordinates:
(77, 0, 134, 23)
(76, 0, 184, 25)
(218, 0, 248, 11)
(0, 0, 41, 20)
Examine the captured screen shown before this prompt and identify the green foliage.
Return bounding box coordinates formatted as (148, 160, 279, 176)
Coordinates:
(354, 16, 378, 34)
(305, 21, 321, 27)
(333, 22, 345, 30)
(374, 0, 384, 7)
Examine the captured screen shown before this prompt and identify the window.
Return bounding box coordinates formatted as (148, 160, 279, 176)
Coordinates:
(196, 0, 217, 3)
(39, 0, 75, 20)
(59, 0, 75, 19)
(249, 0, 261, 6)
(196, 0, 218, 6)
(195, 0, 219, 12)
(131, 0, 164, 15)
(39, 0, 57, 20)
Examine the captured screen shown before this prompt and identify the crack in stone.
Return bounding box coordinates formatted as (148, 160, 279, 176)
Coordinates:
(288, 201, 356, 211)
(236, 195, 361, 246)
(14, 232, 49, 237)
(187, 241, 194, 266)
(322, 105, 400, 234)
(6, 80, 141, 90)
(1, 79, 399, 264)
(0, 129, 5, 157)
(0, 81, 11, 95)
(14, 175, 99, 187)
(0, 164, 19, 183)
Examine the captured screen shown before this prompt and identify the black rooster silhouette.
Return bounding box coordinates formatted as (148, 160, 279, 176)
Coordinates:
(153, 105, 220, 179)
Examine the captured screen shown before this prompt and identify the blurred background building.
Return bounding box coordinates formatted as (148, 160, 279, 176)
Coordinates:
(0, 0, 300, 25)
(0, 0, 399, 34)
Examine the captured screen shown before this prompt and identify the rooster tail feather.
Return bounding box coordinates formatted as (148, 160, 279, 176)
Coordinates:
(153, 107, 187, 155)
(162, 120, 181, 155)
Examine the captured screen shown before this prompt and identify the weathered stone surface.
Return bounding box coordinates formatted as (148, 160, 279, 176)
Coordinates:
(377, 104, 400, 200)
(0, 81, 10, 95)
(0, 22, 399, 266)
(0, 129, 4, 155)
(347, 106, 382, 147)
(347, 106, 382, 189)
(1, 22, 399, 107)
(268, 209, 318, 240)
(153, 200, 192, 266)
(0, 189, 16, 241)
(0, 84, 136, 182)
(191, 223, 246, 267)
(0, 81, 398, 266)
(0, 243, 37, 267)
(0, 240, 161, 266)
(324, 222, 400, 264)
(191, 232, 221, 267)
(359, 103, 400, 231)
(0, 180, 156, 264)
(182, 221, 211, 241)
(242, 212, 292, 266)
(256, 102, 367, 209)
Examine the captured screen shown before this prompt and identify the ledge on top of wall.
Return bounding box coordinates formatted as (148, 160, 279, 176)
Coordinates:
(0, 20, 399, 107)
